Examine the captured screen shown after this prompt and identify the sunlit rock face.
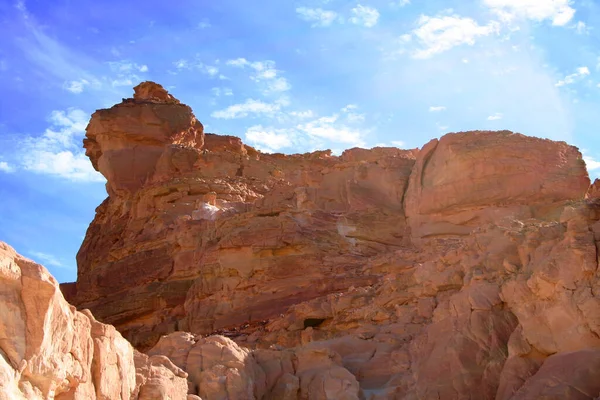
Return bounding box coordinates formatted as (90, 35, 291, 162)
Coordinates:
(83, 81, 204, 197)
(0, 241, 188, 400)
(56, 81, 600, 399)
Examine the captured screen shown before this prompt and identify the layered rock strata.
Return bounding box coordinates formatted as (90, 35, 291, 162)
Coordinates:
(58, 82, 600, 399)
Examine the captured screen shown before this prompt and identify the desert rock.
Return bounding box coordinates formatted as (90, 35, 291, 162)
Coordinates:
(55, 82, 600, 399)
(0, 241, 188, 400)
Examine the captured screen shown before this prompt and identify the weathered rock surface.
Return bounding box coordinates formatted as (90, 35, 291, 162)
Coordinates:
(57, 82, 600, 399)
(0, 241, 188, 400)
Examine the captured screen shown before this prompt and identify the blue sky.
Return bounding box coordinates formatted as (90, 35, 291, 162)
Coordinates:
(1, 0, 600, 282)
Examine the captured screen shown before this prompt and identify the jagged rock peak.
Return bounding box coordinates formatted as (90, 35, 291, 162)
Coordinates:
(131, 81, 181, 104)
(83, 82, 204, 196)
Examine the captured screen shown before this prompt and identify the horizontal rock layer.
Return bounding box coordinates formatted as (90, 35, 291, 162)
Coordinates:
(58, 82, 600, 399)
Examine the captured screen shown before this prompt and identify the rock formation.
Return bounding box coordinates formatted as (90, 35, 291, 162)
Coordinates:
(0, 241, 189, 400)
(48, 81, 600, 399)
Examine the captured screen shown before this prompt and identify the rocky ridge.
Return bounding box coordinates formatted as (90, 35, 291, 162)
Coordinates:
(15, 81, 600, 399)
(0, 242, 190, 400)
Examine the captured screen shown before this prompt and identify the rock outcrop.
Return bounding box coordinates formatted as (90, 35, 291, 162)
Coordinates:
(56, 82, 600, 399)
(0, 241, 188, 400)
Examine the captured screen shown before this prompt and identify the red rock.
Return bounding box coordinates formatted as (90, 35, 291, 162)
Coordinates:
(53, 82, 600, 399)
(84, 81, 204, 196)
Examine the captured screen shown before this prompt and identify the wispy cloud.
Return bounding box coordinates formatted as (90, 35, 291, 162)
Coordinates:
(296, 7, 338, 27)
(349, 5, 380, 28)
(0, 161, 15, 173)
(487, 112, 503, 120)
(173, 59, 219, 76)
(28, 251, 69, 269)
(13, 1, 147, 95)
(429, 106, 446, 112)
(64, 79, 95, 94)
(211, 87, 233, 97)
(297, 114, 365, 146)
(391, 140, 405, 147)
(289, 110, 315, 119)
(341, 104, 365, 122)
(240, 102, 369, 151)
(555, 66, 590, 87)
(584, 155, 600, 171)
(12, 108, 105, 182)
(573, 21, 590, 35)
(245, 125, 294, 152)
(483, 0, 576, 26)
(408, 15, 500, 59)
(211, 99, 282, 119)
(14, 1, 100, 88)
(392, 0, 411, 7)
(225, 58, 291, 94)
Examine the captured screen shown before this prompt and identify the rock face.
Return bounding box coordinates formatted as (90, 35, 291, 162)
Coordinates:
(58, 82, 600, 399)
(83, 81, 203, 196)
(0, 241, 188, 400)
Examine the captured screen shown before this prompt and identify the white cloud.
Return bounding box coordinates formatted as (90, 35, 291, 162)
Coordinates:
(350, 5, 380, 28)
(296, 7, 338, 27)
(410, 15, 500, 59)
(173, 59, 219, 76)
(585, 157, 600, 172)
(226, 58, 290, 93)
(429, 106, 446, 112)
(346, 113, 365, 123)
(391, 140, 405, 147)
(174, 59, 189, 69)
(584, 156, 600, 171)
(19, 108, 104, 182)
(289, 110, 315, 119)
(29, 251, 66, 268)
(484, 0, 576, 26)
(211, 87, 233, 97)
(340, 104, 364, 122)
(211, 99, 282, 119)
(64, 79, 90, 94)
(245, 125, 294, 152)
(266, 77, 291, 93)
(204, 65, 219, 76)
(107, 60, 148, 73)
(574, 21, 588, 34)
(106, 60, 148, 87)
(0, 161, 15, 173)
(393, 0, 411, 6)
(487, 112, 503, 120)
(226, 58, 249, 67)
(111, 78, 134, 87)
(555, 66, 590, 87)
(297, 115, 365, 146)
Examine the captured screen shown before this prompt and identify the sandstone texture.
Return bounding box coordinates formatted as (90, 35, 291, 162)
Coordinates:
(0, 241, 188, 400)
(52, 82, 600, 399)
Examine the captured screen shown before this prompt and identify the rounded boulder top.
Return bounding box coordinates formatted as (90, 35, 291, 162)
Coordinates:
(133, 81, 181, 104)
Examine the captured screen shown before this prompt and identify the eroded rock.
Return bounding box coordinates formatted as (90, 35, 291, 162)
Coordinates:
(0, 242, 188, 400)
(55, 82, 600, 399)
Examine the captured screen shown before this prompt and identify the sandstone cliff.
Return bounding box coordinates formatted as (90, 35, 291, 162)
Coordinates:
(55, 82, 600, 399)
(0, 241, 189, 400)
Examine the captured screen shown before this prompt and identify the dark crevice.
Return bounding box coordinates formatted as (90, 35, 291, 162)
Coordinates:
(303, 318, 326, 329)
